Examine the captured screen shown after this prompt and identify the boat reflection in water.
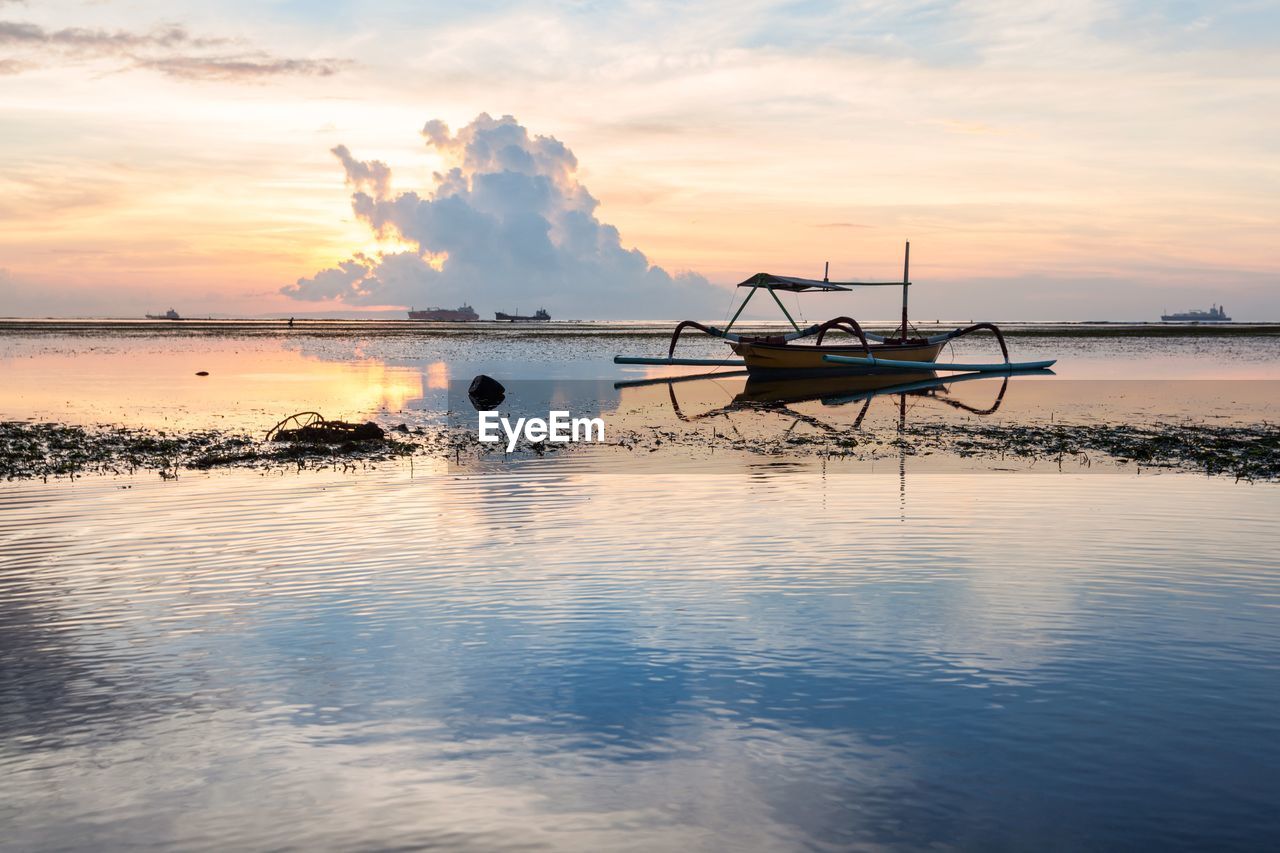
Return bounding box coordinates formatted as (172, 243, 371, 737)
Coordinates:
(614, 366, 1055, 511)
(617, 366, 1052, 433)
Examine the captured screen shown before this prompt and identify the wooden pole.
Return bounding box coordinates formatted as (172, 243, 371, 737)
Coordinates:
(900, 240, 910, 342)
(723, 286, 757, 333)
(766, 286, 802, 333)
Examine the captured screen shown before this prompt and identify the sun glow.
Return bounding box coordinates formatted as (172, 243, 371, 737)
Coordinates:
(425, 361, 449, 391)
(346, 360, 424, 413)
(358, 236, 423, 260)
(424, 251, 447, 272)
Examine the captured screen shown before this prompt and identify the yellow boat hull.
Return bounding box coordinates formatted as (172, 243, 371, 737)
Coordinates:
(729, 340, 944, 375)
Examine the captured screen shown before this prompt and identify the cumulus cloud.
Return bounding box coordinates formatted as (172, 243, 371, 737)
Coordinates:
(331, 144, 392, 198)
(284, 114, 727, 319)
(0, 18, 349, 81)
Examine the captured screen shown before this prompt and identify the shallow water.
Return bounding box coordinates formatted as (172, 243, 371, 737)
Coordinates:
(2, 326, 1279, 850)
(3, 327, 1279, 432)
(2, 468, 1278, 850)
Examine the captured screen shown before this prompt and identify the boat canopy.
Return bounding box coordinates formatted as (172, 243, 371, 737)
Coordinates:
(736, 273, 907, 291)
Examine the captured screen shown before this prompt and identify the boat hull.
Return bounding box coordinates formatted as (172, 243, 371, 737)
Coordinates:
(729, 340, 944, 375)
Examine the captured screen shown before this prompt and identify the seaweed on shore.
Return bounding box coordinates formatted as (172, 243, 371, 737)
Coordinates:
(0, 421, 424, 481)
(4, 419, 1279, 482)
(905, 422, 1280, 480)
(604, 419, 1280, 481)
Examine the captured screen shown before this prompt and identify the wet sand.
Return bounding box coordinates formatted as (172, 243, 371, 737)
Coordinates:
(6, 415, 1279, 482)
(3, 323, 1279, 481)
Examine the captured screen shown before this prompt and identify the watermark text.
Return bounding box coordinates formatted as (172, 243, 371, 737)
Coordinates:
(478, 410, 605, 452)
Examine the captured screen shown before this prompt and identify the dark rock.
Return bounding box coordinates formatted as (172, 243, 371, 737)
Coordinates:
(468, 374, 506, 410)
(393, 423, 410, 433)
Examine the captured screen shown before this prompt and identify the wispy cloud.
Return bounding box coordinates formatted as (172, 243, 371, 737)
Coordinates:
(0, 18, 350, 82)
(0, 20, 227, 50)
(135, 55, 349, 82)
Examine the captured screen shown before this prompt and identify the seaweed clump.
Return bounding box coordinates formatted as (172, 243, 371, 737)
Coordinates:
(602, 418, 1280, 481)
(0, 421, 421, 481)
(906, 421, 1280, 481)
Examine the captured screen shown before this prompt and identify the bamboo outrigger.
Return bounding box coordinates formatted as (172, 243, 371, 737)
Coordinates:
(614, 242, 1054, 376)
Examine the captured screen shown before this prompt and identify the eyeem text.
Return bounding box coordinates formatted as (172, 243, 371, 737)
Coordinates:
(478, 411, 606, 452)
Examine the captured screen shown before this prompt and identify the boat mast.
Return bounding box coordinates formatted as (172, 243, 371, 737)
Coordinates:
(900, 240, 910, 341)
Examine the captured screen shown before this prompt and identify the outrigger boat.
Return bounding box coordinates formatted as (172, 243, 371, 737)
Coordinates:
(615, 242, 1054, 375)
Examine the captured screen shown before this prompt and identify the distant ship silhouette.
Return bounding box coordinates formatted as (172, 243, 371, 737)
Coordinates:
(495, 308, 551, 322)
(1161, 304, 1230, 322)
(407, 304, 479, 321)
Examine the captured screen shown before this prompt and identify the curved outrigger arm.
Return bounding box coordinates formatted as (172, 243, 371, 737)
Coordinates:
(856, 322, 1010, 360)
(667, 317, 1008, 361)
(950, 322, 1010, 362)
(667, 320, 736, 357)
(812, 317, 872, 354)
(667, 320, 822, 358)
(667, 314, 877, 358)
(820, 321, 1042, 372)
(927, 322, 1010, 362)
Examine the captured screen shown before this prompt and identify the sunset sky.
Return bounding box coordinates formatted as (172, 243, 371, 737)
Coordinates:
(1, 0, 1277, 320)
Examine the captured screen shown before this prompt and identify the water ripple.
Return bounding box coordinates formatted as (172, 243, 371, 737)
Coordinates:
(2, 469, 1278, 850)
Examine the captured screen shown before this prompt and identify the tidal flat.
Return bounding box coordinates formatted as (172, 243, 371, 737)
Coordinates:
(2, 320, 1279, 480)
(4, 417, 1279, 482)
(2, 322, 1279, 851)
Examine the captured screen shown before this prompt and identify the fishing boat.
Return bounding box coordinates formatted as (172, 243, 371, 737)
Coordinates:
(615, 243, 1053, 376)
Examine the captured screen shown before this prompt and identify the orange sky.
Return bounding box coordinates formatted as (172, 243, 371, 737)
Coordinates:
(1, 1, 1277, 319)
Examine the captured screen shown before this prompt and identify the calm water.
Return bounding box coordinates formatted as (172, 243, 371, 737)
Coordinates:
(2, 326, 1279, 850)
(3, 327, 1279, 430)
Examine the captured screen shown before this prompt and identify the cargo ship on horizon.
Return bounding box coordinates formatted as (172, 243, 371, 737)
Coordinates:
(145, 308, 181, 320)
(495, 308, 551, 322)
(407, 304, 479, 321)
(1161, 304, 1230, 322)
